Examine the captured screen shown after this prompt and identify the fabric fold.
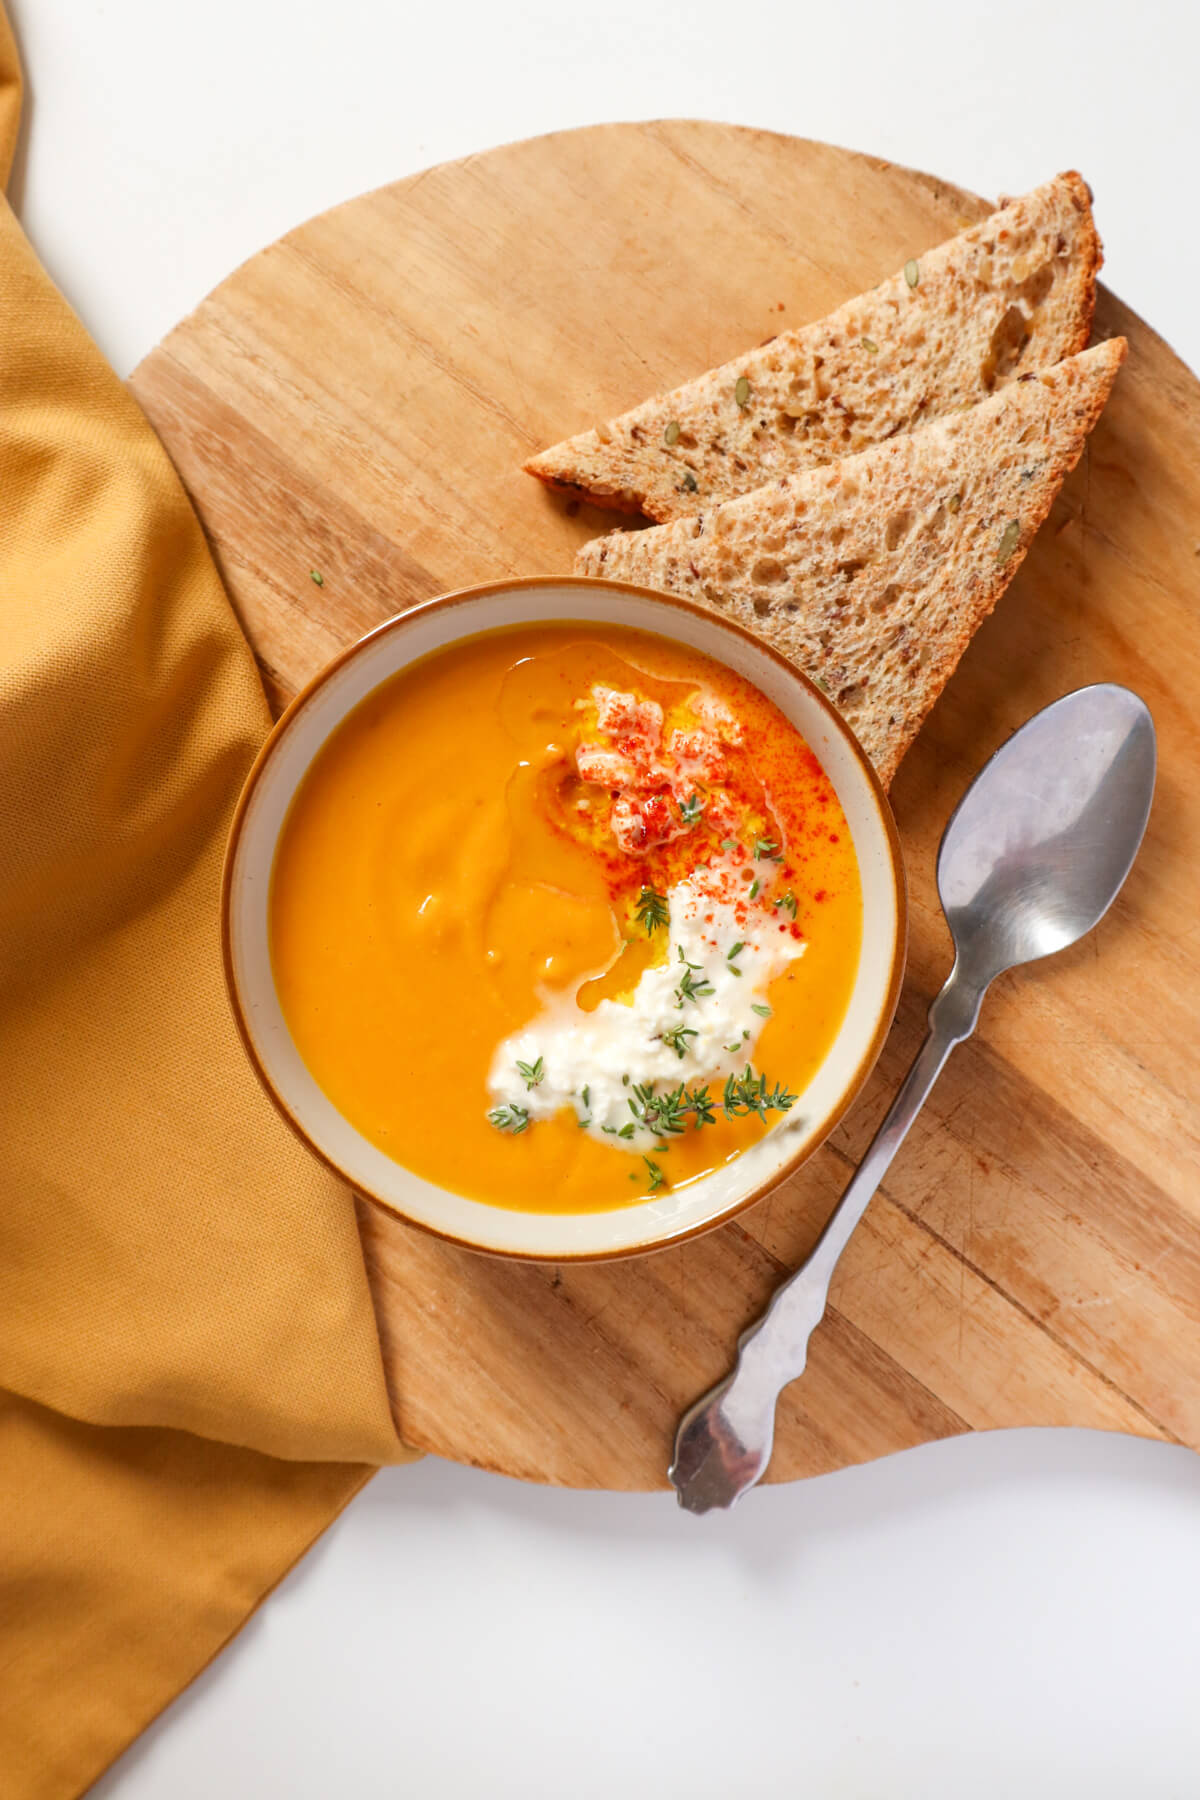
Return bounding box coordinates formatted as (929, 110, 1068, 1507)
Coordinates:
(0, 9, 412, 1794)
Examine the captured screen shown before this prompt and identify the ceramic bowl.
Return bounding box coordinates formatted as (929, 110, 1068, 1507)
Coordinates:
(223, 577, 906, 1259)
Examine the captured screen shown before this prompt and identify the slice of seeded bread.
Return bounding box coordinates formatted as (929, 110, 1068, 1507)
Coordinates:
(575, 339, 1126, 785)
(528, 173, 1101, 523)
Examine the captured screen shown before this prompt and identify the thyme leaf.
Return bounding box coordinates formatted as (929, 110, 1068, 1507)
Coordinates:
(675, 966, 714, 1007)
(661, 1022, 699, 1060)
(634, 887, 670, 935)
(488, 1104, 530, 1135)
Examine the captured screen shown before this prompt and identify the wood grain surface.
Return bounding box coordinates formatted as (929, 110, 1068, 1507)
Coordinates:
(130, 123, 1200, 1489)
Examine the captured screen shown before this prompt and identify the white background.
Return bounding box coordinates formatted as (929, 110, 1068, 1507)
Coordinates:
(9, 0, 1198, 1794)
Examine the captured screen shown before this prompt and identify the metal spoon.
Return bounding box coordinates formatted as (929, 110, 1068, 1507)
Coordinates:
(669, 684, 1156, 1513)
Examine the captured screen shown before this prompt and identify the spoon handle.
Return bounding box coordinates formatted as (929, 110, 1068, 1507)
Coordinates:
(669, 960, 985, 1513)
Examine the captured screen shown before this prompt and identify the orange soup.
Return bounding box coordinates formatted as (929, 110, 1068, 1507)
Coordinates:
(269, 624, 862, 1212)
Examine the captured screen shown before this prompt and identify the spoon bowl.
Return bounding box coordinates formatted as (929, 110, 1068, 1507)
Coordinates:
(938, 684, 1157, 985)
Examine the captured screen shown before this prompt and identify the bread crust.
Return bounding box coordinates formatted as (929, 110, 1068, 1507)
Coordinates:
(530, 173, 1104, 525)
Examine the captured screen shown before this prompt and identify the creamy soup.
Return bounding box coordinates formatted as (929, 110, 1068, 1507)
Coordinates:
(270, 624, 862, 1212)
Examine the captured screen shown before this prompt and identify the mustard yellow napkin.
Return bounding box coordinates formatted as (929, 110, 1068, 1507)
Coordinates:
(0, 13, 412, 1795)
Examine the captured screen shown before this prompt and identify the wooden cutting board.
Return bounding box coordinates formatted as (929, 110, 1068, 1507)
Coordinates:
(130, 123, 1200, 1489)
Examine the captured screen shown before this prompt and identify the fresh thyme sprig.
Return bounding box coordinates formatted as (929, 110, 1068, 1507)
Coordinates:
(674, 966, 714, 1006)
(624, 1067, 792, 1137)
(674, 946, 715, 1007)
(491, 1062, 793, 1147)
(722, 1065, 798, 1119)
(754, 836, 783, 861)
(634, 886, 670, 936)
(643, 1156, 667, 1191)
(627, 1080, 714, 1136)
(774, 890, 798, 920)
(679, 792, 705, 826)
(726, 941, 745, 977)
(661, 1022, 699, 1059)
(488, 1103, 530, 1135)
(516, 1056, 545, 1090)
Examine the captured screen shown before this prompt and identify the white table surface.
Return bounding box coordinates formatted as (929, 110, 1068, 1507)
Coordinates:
(11, 0, 1198, 1793)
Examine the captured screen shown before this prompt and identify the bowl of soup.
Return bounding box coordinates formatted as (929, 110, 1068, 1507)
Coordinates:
(223, 578, 906, 1259)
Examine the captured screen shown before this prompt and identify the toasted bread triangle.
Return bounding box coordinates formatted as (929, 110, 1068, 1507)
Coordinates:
(575, 340, 1126, 784)
(530, 173, 1101, 524)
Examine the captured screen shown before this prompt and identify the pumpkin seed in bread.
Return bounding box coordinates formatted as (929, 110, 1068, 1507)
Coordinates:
(575, 339, 1126, 784)
(529, 173, 1101, 523)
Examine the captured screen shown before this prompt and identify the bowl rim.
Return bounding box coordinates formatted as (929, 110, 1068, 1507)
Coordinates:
(221, 575, 907, 1260)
